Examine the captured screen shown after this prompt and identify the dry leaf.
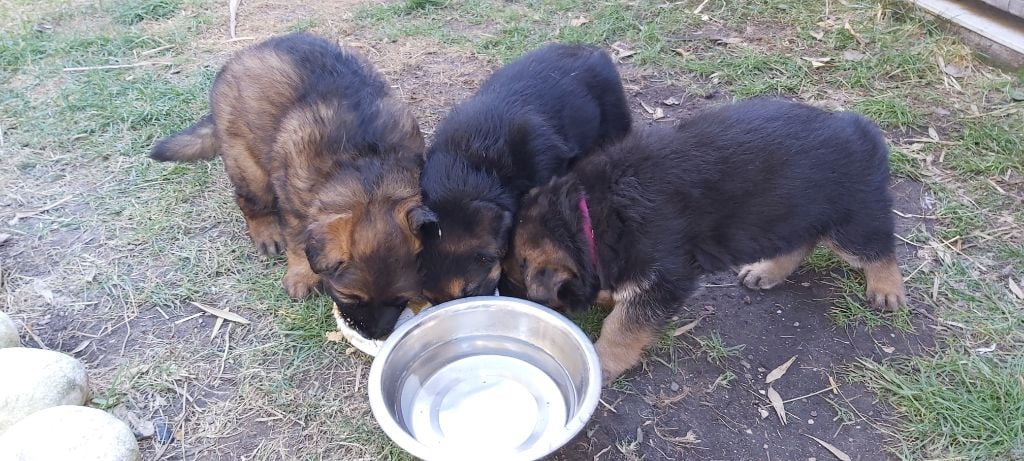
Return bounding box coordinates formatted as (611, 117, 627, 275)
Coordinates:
(673, 318, 702, 336)
(758, 408, 770, 419)
(801, 57, 832, 68)
(32, 280, 55, 305)
(828, 375, 839, 394)
(569, 15, 589, 27)
(843, 19, 864, 44)
(880, 345, 895, 354)
(652, 108, 665, 120)
(767, 386, 787, 424)
(672, 48, 690, 56)
(809, 30, 825, 40)
(640, 100, 656, 115)
(610, 42, 635, 60)
(765, 355, 797, 383)
(975, 344, 997, 354)
(325, 331, 345, 343)
(806, 435, 852, 461)
(716, 37, 743, 45)
(663, 96, 682, 106)
(70, 339, 92, 354)
(1008, 278, 1023, 300)
(190, 301, 251, 325)
(928, 126, 939, 141)
(0, 233, 11, 245)
(942, 64, 969, 78)
(842, 50, 866, 61)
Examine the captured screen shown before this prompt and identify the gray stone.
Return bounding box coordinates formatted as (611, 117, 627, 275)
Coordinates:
(0, 405, 140, 460)
(0, 311, 19, 348)
(0, 348, 90, 432)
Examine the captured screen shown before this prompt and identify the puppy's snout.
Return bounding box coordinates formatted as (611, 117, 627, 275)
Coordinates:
(526, 267, 567, 308)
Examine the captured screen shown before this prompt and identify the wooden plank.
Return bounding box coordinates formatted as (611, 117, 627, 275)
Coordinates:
(912, 0, 1024, 55)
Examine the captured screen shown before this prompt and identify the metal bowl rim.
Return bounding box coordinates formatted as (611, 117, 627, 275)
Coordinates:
(367, 296, 602, 461)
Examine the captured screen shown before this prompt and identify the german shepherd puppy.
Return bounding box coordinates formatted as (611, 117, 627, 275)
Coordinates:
(418, 43, 631, 304)
(150, 33, 432, 339)
(509, 99, 907, 382)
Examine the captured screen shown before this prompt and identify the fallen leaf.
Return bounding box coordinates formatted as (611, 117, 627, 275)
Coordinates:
(880, 345, 895, 354)
(806, 434, 852, 461)
(0, 233, 10, 245)
(70, 339, 92, 354)
(975, 344, 997, 354)
(190, 301, 251, 325)
(663, 96, 682, 106)
(640, 100, 656, 115)
(716, 37, 744, 45)
(32, 279, 55, 304)
(809, 30, 825, 40)
(569, 15, 589, 27)
(767, 386, 787, 424)
(765, 355, 797, 384)
(842, 50, 866, 61)
(610, 42, 635, 60)
(325, 331, 345, 343)
(801, 56, 832, 68)
(828, 375, 839, 394)
(652, 107, 665, 120)
(942, 63, 969, 78)
(671, 48, 690, 56)
(843, 19, 864, 44)
(928, 126, 939, 141)
(759, 408, 770, 419)
(1009, 278, 1024, 300)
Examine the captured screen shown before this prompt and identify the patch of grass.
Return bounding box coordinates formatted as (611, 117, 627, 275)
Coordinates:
(855, 355, 1024, 460)
(827, 273, 913, 331)
(681, 51, 810, 97)
(696, 331, 745, 364)
(944, 119, 1024, 176)
(888, 146, 924, 180)
(852, 94, 923, 130)
(934, 196, 985, 243)
(289, 18, 319, 33)
(569, 306, 609, 340)
(113, 0, 183, 25)
(801, 246, 845, 274)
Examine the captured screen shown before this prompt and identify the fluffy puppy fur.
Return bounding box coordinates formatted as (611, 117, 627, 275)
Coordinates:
(417, 43, 632, 304)
(150, 33, 431, 339)
(509, 99, 907, 382)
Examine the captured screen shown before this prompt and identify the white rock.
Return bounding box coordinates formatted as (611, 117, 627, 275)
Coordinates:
(0, 311, 19, 348)
(0, 405, 140, 461)
(0, 348, 90, 432)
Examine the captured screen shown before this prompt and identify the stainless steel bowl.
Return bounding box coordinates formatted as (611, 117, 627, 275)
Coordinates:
(368, 296, 601, 461)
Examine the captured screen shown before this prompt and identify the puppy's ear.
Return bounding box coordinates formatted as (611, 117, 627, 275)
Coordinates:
(472, 201, 514, 255)
(305, 213, 353, 274)
(405, 204, 439, 250)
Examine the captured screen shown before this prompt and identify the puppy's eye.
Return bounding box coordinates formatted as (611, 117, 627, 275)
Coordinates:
(335, 292, 364, 305)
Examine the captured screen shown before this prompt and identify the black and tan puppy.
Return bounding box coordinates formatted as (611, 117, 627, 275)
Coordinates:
(509, 99, 907, 382)
(417, 43, 631, 304)
(150, 33, 432, 339)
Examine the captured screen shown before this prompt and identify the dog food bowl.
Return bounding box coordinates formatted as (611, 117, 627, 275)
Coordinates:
(368, 296, 601, 461)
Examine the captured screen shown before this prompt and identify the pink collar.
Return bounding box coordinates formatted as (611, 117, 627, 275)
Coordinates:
(578, 192, 601, 273)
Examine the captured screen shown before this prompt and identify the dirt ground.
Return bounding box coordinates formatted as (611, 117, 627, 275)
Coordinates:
(3, 0, 1017, 460)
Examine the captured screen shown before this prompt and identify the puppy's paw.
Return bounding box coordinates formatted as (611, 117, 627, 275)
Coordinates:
(248, 217, 286, 257)
(283, 268, 319, 298)
(737, 260, 788, 290)
(595, 337, 642, 386)
(867, 284, 906, 311)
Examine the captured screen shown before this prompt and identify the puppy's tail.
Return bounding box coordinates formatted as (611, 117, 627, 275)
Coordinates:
(149, 114, 219, 162)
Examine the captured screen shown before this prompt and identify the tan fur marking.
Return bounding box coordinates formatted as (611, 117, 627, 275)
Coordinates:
(283, 246, 320, 298)
(737, 243, 815, 290)
(244, 214, 285, 256)
(863, 257, 906, 311)
(594, 304, 657, 384)
(446, 278, 466, 299)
